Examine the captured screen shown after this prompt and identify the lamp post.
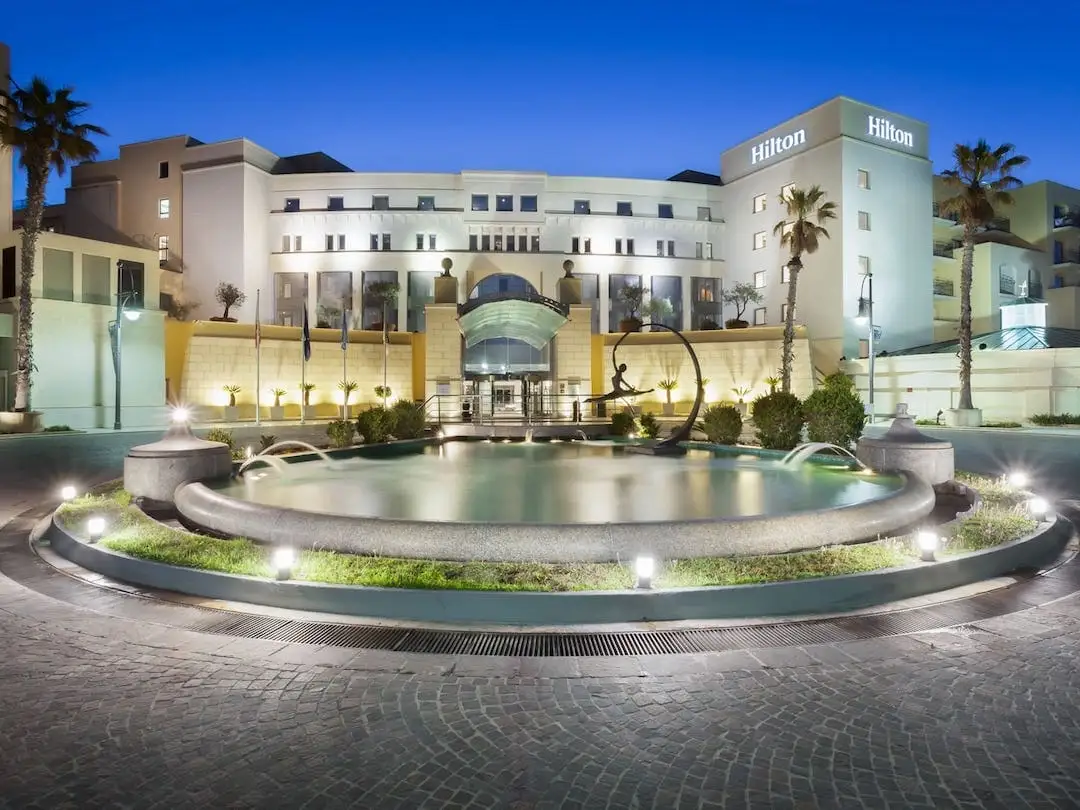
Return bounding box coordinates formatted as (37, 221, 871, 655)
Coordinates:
(109, 260, 141, 430)
(854, 271, 874, 423)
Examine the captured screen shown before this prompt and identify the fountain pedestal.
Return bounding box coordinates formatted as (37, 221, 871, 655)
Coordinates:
(856, 404, 954, 485)
(124, 422, 233, 506)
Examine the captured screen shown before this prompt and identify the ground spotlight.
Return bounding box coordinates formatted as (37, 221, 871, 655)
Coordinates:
(60, 485, 77, 501)
(1028, 497, 1050, 520)
(171, 407, 190, 424)
(634, 555, 655, 589)
(272, 547, 296, 580)
(1007, 471, 1029, 489)
(86, 516, 106, 543)
(916, 530, 939, 562)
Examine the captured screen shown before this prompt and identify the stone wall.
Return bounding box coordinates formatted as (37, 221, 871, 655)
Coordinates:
(424, 304, 463, 396)
(553, 304, 593, 393)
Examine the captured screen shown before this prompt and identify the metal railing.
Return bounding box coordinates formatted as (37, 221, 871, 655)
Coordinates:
(933, 278, 955, 296)
(1054, 249, 1080, 266)
(1000, 276, 1016, 295)
(1053, 211, 1080, 229)
(933, 241, 961, 258)
(424, 393, 621, 425)
(931, 203, 960, 222)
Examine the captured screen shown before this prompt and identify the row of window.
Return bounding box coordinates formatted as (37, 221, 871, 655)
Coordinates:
(751, 211, 870, 251)
(750, 256, 871, 290)
(750, 171, 870, 217)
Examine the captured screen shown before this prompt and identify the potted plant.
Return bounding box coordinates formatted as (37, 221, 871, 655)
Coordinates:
(366, 280, 401, 332)
(299, 382, 316, 420)
(339, 379, 359, 418)
(222, 384, 240, 421)
(617, 284, 644, 332)
(642, 296, 674, 330)
(700, 317, 720, 331)
(732, 385, 752, 416)
(765, 376, 780, 395)
(374, 385, 392, 406)
(721, 282, 762, 329)
(211, 282, 246, 323)
(658, 378, 678, 417)
(269, 387, 286, 421)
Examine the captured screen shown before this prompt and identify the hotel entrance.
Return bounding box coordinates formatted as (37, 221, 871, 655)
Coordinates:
(463, 373, 555, 421)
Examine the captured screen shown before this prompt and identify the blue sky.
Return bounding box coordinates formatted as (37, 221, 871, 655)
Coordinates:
(6, 0, 1079, 203)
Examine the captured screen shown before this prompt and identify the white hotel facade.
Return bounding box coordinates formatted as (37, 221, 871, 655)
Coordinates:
(59, 95, 1079, 384)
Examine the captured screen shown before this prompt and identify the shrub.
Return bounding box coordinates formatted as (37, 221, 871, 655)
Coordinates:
(751, 392, 805, 450)
(42, 425, 73, 432)
(326, 419, 355, 448)
(639, 412, 660, 439)
(390, 400, 427, 439)
(356, 406, 396, 444)
(205, 427, 234, 449)
(610, 411, 637, 437)
(1031, 412, 1080, 426)
(803, 373, 866, 448)
(699, 404, 742, 445)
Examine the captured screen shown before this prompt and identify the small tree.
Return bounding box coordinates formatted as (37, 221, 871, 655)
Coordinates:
(222, 384, 240, 407)
(366, 280, 400, 329)
(214, 282, 246, 321)
(698, 404, 742, 446)
(299, 382, 315, 406)
(270, 387, 286, 407)
(618, 285, 644, 322)
(721, 282, 763, 328)
(751, 391, 805, 450)
(657, 378, 679, 405)
(338, 379, 358, 405)
(643, 296, 673, 325)
(374, 385, 392, 405)
(804, 373, 866, 448)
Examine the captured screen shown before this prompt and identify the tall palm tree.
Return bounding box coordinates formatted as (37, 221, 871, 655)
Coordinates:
(938, 140, 1028, 413)
(0, 77, 106, 412)
(774, 185, 836, 393)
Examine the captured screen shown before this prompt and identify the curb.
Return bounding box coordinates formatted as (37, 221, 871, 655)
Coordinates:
(44, 513, 1072, 626)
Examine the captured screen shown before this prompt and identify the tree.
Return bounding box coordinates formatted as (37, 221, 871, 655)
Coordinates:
(774, 186, 836, 393)
(0, 77, 106, 412)
(721, 281, 763, 326)
(214, 282, 246, 320)
(366, 280, 400, 328)
(938, 140, 1029, 412)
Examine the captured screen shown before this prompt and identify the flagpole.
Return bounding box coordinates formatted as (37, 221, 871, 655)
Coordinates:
(341, 300, 348, 419)
(255, 288, 262, 426)
(300, 293, 307, 425)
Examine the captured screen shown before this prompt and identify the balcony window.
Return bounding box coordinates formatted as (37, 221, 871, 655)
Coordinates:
(627, 238, 635, 255)
(650, 275, 682, 329)
(381, 233, 391, 251)
(275, 272, 308, 326)
(520, 195, 538, 212)
(496, 195, 513, 212)
(690, 277, 720, 328)
(316, 270, 353, 328)
(471, 194, 489, 212)
(573, 199, 591, 215)
(616, 201, 632, 216)
(418, 196, 435, 210)
(284, 198, 300, 212)
(372, 195, 390, 210)
(530, 235, 540, 252)
(657, 203, 673, 219)
(328, 196, 344, 210)
(469, 234, 478, 251)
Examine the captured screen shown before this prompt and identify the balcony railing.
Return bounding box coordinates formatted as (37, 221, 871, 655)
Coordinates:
(933, 278, 955, 296)
(1000, 276, 1016, 295)
(980, 217, 1011, 233)
(1029, 281, 1044, 299)
(932, 202, 960, 223)
(933, 240, 961, 257)
(1053, 211, 1080, 229)
(1053, 249, 1080, 266)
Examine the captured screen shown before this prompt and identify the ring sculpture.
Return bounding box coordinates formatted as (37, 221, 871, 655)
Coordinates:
(585, 322, 705, 454)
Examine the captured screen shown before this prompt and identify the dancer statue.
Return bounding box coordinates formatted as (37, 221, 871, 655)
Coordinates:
(584, 362, 654, 404)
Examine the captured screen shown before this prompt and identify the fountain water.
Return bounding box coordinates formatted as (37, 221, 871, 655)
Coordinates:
(237, 440, 336, 476)
(524, 429, 534, 443)
(781, 442, 865, 469)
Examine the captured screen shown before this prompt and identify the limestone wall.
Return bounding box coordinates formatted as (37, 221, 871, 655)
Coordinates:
(424, 304, 463, 395)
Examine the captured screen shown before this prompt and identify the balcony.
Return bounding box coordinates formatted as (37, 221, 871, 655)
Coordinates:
(1053, 248, 1080, 267)
(933, 278, 954, 296)
(1053, 211, 1080, 230)
(980, 217, 1011, 233)
(931, 202, 960, 224)
(933, 240, 961, 258)
(999, 275, 1016, 296)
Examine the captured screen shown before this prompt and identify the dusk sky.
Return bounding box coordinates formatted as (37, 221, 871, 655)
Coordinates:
(6, 0, 1079, 203)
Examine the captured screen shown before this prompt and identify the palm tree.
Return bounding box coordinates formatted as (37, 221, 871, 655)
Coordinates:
(773, 186, 836, 393)
(0, 77, 106, 412)
(938, 140, 1028, 413)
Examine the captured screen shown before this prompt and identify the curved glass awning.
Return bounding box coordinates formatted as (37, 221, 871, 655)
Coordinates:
(458, 294, 570, 349)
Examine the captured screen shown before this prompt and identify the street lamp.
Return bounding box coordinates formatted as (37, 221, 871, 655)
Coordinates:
(854, 270, 874, 423)
(109, 260, 142, 430)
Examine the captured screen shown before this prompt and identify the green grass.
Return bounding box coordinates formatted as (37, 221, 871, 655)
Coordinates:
(54, 472, 1040, 592)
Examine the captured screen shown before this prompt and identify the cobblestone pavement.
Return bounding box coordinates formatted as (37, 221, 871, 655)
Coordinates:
(2, 560, 1080, 809)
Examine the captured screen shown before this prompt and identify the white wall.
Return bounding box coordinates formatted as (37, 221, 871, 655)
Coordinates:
(181, 163, 249, 320)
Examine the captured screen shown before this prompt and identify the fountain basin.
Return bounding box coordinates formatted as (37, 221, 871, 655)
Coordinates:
(175, 441, 936, 563)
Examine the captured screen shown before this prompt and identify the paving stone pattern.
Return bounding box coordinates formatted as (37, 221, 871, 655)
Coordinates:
(2, 568, 1080, 809)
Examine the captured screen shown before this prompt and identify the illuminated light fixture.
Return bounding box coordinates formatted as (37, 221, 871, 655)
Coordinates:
(916, 530, 939, 562)
(171, 407, 191, 424)
(272, 547, 296, 580)
(60, 485, 77, 501)
(1028, 497, 1050, 520)
(634, 555, 655, 589)
(86, 516, 106, 543)
(1007, 471, 1030, 489)
(123, 309, 141, 322)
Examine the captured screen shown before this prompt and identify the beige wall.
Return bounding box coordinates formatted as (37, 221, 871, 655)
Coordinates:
(423, 304, 462, 399)
(553, 304, 593, 391)
(179, 322, 413, 420)
(844, 349, 1080, 422)
(1047, 286, 1080, 329)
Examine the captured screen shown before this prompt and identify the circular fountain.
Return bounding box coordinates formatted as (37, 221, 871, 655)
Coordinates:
(174, 439, 935, 563)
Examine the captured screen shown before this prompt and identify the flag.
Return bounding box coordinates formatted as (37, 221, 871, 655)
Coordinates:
(254, 306, 261, 349)
(301, 303, 311, 361)
(340, 308, 349, 351)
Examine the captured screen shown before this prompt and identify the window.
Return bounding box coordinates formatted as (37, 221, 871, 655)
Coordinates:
(471, 194, 489, 212)
(695, 242, 703, 259)
(690, 277, 720, 328)
(282, 235, 291, 253)
(616, 201, 633, 216)
(158, 198, 170, 219)
(326, 234, 335, 251)
(573, 199, 591, 215)
(158, 161, 169, 179)
(858, 255, 871, 275)
(469, 234, 478, 251)
(752, 194, 767, 213)
(627, 238, 635, 255)
(658, 203, 673, 219)
(417, 196, 435, 210)
(609, 273, 643, 330)
(372, 195, 390, 210)
(753, 307, 767, 326)
(781, 264, 790, 283)
(754, 270, 766, 289)
(615, 238, 623, 255)
(520, 195, 538, 212)
(370, 234, 379, 250)
(284, 198, 300, 212)
(117, 260, 145, 309)
(704, 242, 713, 260)
(656, 240, 664, 257)
(781, 303, 795, 322)
(429, 234, 437, 250)
(753, 231, 766, 250)
(81, 253, 110, 305)
(381, 233, 392, 251)
(416, 233, 425, 250)
(666, 240, 675, 257)
(650, 275, 683, 328)
(338, 234, 345, 251)
(506, 235, 516, 252)
(530, 235, 540, 252)
(316, 270, 353, 328)
(496, 195, 513, 212)
(780, 183, 795, 200)
(858, 211, 871, 231)
(494, 234, 504, 251)
(42, 248, 74, 301)
(857, 169, 870, 190)
(407, 270, 439, 331)
(584, 238, 592, 254)
(275, 272, 307, 326)
(481, 234, 491, 251)
(328, 196, 344, 211)
(362, 270, 400, 330)
(518, 235, 527, 252)
(572, 237, 580, 254)
(294, 235, 303, 251)
(697, 206, 711, 221)
(1, 246, 15, 299)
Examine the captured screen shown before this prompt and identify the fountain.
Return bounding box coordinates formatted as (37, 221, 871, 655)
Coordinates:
(524, 429, 534, 444)
(236, 440, 336, 476)
(781, 442, 865, 469)
(236, 454, 292, 475)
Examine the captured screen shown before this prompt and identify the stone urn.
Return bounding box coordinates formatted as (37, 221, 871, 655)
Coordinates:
(124, 420, 233, 506)
(557, 260, 582, 305)
(434, 257, 458, 304)
(856, 403, 954, 485)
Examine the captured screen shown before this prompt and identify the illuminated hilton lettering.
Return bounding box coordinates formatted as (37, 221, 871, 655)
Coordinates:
(750, 129, 807, 165)
(867, 115, 914, 148)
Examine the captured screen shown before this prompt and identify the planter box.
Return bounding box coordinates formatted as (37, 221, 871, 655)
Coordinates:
(0, 411, 43, 434)
(269, 406, 284, 421)
(302, 406, 317, 421)
(662, 403, 675, 417)
(618, 319, 643, 333)
(222, 406, 239, 422)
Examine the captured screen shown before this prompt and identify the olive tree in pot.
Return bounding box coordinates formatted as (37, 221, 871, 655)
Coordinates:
(657, 378, 679, 417)
(338, 379, 358, 419)
(365, 280, 400, 333)
(721, 282, 762, 329)
(617, 285, 644, 332)
(299, 382, 316, 420)
(269, 387, 286, 421)
(211, 283, 246, 322)
(222, 384, 240, 421)
(642, 296, 674, 331)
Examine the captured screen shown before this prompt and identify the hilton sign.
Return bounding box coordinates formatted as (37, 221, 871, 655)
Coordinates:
(750, 129, 806, 165)
(867, 115, 914, 148)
